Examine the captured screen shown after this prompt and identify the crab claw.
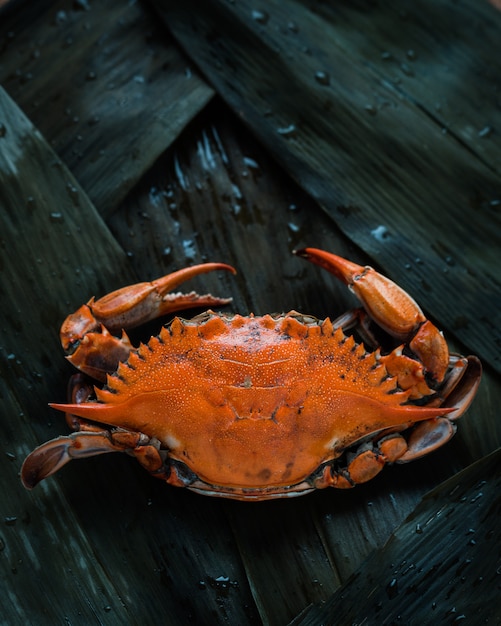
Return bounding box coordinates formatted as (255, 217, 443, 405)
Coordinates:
(60, 262, 236, 380)
(61, 262, 236, 351)
(296, 248, 449, 382)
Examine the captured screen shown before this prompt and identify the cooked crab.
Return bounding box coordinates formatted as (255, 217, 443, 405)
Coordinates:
(21, 249, 481, 500)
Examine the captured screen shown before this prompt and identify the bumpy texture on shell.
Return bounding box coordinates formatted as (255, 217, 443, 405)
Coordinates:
(65, 312, 445, 491)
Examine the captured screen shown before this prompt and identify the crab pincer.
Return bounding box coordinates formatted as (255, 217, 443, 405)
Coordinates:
(294, 248, 449, 380)
(61, 262, 236, 381)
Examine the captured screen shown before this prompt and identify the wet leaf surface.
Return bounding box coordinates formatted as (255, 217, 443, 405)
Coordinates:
(0, 0, 213, 216)
(293, 448, 501, 625)
(0, 85, 134, 622)
(154, 0, 501, 374)
(1, 1, 500, 624)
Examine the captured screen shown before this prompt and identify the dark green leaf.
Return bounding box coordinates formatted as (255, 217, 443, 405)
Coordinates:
(153, 0, 501, 373)
(0, 84, 134, 623)
(293, 448, 501, 625)
(0, 0, 213, 217)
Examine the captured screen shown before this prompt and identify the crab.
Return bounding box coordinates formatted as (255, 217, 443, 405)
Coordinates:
(21, 249, 481, 500)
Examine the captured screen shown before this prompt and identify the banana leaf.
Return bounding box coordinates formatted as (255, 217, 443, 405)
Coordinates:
(152, 0, 501, 374)
(0, 0, 213, 217)
(293, 447, 501, 625)
(0, 85, 134, 620)
(1, 1, 500, 624)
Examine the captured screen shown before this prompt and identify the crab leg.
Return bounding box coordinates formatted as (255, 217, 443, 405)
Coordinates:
(21, 429, 169, 490)
(61, 262, 236, 380)
(295, 248, 449, 383)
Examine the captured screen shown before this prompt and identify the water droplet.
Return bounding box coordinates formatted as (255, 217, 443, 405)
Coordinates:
(288, 222, 300, 233)
(4, 516, 17, 526)
(54, 10, 68, 25)
(183, 239, 197, 261)
(208, 574, 238, 596)
(0, 123, 6, 138)
(66, 183, 80, 206)
(231, 183, 242, 199)
(406, 49, 417, 60)
(478, 126, 493, 138)
(149, 186, 163, 208)
(365, 104, 377, 116)
(415, 523, 423, 534)
(381, 51, 392, 60)
(50, 212, 64, 223)
(243, 156, 259, 170)
(401, 562, 415, 575)
(400, 63, 414, 76)
(386, 577, 399, 599)
(276, 124, 297, 137)
(287, 21, 298, 33)
(86, 71, 97, 81)
(251, 10, 269, 24)
(174, 154, 188, 190)
(370, 224, 389, 242)
(314, 71, 330, 86)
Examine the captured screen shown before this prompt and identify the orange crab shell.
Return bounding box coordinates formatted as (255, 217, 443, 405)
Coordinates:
(52, 311, 450, 493)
